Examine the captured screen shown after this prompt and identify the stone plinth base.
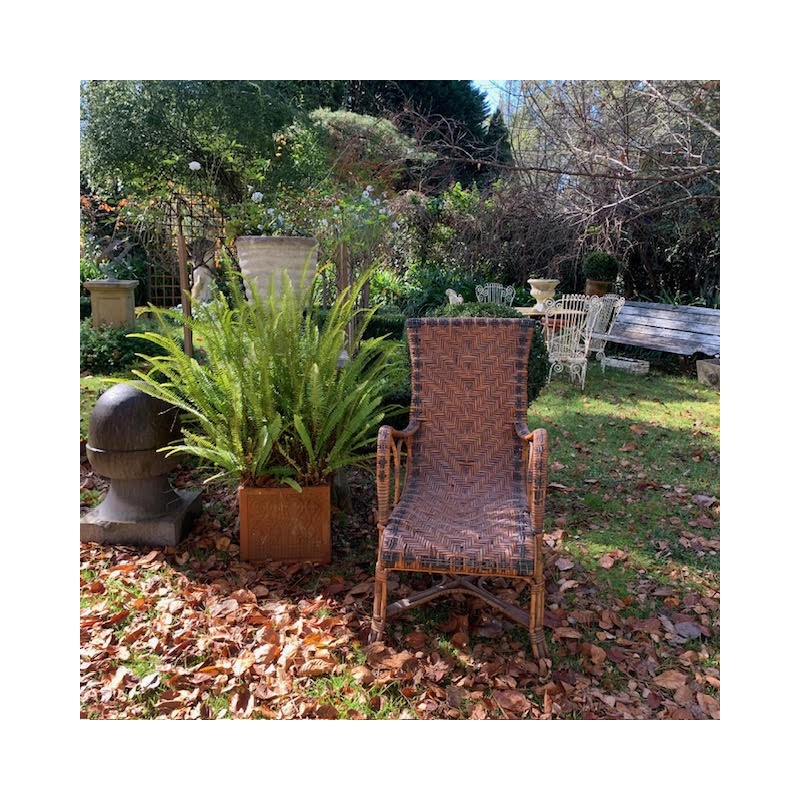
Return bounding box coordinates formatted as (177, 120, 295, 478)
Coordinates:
(696, 357, 720, 389)
(601, 356, 650, 375)
(80, 489, 202, 547)
(84, 279, 139, 328)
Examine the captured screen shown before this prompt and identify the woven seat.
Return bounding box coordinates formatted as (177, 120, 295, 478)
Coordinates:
(380, 485, 535, 576)
(370, 317, 549, 658)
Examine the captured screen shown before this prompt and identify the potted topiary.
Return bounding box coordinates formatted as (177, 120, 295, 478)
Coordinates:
(127, 267, 400, 564)
(582, 251, 619, 297)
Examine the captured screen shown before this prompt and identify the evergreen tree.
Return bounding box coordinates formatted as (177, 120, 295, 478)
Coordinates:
(484, 108, 513, 166)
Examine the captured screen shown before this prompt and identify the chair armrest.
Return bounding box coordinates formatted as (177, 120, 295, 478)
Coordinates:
(515, 424, 549, 531)
(376, 422, 420, 528)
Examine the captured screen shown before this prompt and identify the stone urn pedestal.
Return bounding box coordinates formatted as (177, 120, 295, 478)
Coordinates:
(527, 278, 559, 312)
(83, 279, 139, 328)
(235, 236, 318, 302)
(80, 383, 202, 546)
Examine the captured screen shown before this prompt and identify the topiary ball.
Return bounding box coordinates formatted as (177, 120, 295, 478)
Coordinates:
(582, 251, 619, 282)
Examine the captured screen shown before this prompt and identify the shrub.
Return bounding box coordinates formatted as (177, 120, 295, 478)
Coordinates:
(426, 301, 518, 319)
(396, 264, 478, 317)
(315, 305, 407, 342)
(582, 251, 619, 282)
(423, 302, 549, 403)
(364, 309, 407, 340)
(80, 318, 171, 375)
(376, 338, 410, 428)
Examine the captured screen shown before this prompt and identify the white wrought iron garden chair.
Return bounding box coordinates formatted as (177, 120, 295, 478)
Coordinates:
(475, 282, 515, 306)
(587, 294, 625, 361)
(542, 294, 602, 391)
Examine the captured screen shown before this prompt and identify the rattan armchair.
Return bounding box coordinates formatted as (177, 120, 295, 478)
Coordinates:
(370, 318, 549, 658)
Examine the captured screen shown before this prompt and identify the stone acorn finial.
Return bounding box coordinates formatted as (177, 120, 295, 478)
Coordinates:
(80, 383, 202, 546)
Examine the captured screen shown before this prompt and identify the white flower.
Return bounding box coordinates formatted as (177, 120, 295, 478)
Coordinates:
(391, 221, 399, 230)
(321, 219, 329, 228)
(188, 161, 201, 171)
(362, 190, 371, 199)
(251, 191, 264, 202)
(267, 208, 275, 215)
(365, 185, 373, 193)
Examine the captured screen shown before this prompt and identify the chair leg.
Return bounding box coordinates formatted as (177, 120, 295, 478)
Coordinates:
(369, 563, 388, 644)
(529, 535, 548, 659)
(529, 577, 547, 659)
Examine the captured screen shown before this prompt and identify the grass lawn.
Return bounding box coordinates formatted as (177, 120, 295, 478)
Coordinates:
(79, 360, 720, 720)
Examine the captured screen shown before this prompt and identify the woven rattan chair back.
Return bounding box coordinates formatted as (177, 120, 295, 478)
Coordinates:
(370, 317, 550, 658)
(542, 293, 602, 391)
(475, 282, 515, 306)
(408, 318, 529, 488)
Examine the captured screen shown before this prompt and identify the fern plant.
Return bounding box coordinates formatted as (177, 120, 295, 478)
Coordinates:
(128, 267, 400, 489)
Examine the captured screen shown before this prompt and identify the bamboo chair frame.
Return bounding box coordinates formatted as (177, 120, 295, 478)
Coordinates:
(369, 318, 549, 658)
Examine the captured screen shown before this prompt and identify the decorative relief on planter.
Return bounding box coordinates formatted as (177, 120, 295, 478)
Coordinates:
(235, 236, 318, 302)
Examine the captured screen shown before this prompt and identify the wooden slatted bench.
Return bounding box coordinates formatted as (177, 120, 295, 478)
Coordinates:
(592, 300, 720, 357)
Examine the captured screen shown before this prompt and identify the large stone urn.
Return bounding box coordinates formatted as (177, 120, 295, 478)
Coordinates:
(527, 278, 559, 312)
(235, 236, 319, 302)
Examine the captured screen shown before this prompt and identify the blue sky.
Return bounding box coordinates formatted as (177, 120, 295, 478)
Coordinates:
(472, 80, 503, 112)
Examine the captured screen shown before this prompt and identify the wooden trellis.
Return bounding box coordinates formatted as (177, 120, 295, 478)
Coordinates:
(141, 193, 226, 308)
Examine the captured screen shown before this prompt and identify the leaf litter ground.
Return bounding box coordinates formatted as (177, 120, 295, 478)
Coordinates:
(80, 366, 720, 720)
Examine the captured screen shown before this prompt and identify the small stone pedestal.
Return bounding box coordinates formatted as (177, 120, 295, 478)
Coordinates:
(601, 355, 650, 375)
(80, 383, 201, 547)
(84, 279, 139, 328)
(696, 357, 720, 389)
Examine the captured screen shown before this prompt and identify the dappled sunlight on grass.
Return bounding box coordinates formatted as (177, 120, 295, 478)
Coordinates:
(530, 361, 719, 613)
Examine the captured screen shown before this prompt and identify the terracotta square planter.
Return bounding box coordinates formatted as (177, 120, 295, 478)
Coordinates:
(584, 279, 613, 297)
(238, 483, 331, 564)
